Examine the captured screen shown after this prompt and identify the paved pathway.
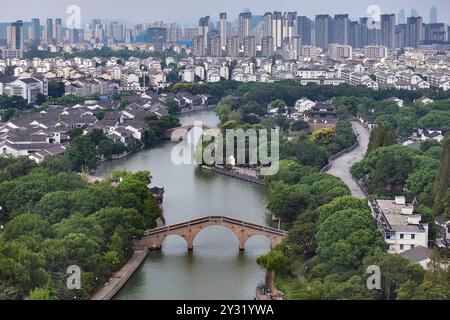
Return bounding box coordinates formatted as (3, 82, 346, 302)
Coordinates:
(91, 249, 148, 300)
(325, 121, 370, 199)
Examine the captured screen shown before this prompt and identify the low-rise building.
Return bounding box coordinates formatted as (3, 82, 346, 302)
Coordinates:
(0, 76, 48, 104)
(304, 103, 338, 125)
(294, 97, 316, 113)
(369, 197, 429, 254)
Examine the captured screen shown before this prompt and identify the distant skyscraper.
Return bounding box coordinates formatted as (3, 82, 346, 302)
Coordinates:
(7, 20, 24, 51)
(406, 16, 424, 48)
(219, 13, 227, 48)
(198, 16, 209, 49)
(110, 21, 125, 42)
(125, 29, 133, 44)
(284, 12, 297, 42)
(30, 18, 41, 43)
(315, 14, 331, 49)
(424, 23, 446, 42)
(291, 36, 301, 59)
(395, 24, 407, 48)
(411, 9, 420, 18)
(0, 23, 8, 43)
(168, 23, 182, 42)
(297, 16, 312, 46)
(192, 35, 205, 56)
(261, 36, 274, 57)
(243, 36, 256, 57)
(262, 13, 272, 38)
(226, 36, 239, 58)
(429, 6, 438, 24)
(332, 14, 350, 45)
(239, 12, 252, 45)
(184, 28, 198, 41)
(349, 21, 360, 49)
(381, 14, 396, 49)
(397, 9, 406, 24)
(95, 24, 105, 43)
(272, 11, 283, 48)
(209, 35, 221, 57)
(46, 18, 53, 43)
(54, 18, 62, 43)
(148, 27, 167, 52)
(92, 19, 101, 27)
(359, 18, 369, 48)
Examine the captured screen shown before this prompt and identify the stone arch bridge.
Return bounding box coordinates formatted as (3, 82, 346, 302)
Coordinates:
(133, 216, 288, 251)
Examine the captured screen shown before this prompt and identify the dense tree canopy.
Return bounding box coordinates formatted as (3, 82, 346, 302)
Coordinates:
(0, 157, 161, 300)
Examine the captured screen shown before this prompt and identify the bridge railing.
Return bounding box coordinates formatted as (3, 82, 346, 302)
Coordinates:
(142, 216, 288, 238)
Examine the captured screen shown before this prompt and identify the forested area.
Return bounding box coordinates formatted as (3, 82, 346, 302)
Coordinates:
(171, 80, 450, 110)
(230, 82, 450, 300)
(0, 156, 161, 300)
(259, 159, 449, 300)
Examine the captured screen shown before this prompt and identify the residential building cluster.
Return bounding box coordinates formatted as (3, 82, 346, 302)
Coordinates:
(0, 90, 210, 162)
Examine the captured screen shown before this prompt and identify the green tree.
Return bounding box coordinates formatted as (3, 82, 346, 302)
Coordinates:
(98, 139, 115, 159)
(257, 249, 291, 274)
(433, 142, 450, 216)
(26, 288, 56, 300)
(2, 213, 53, 242)
(65, 136, 99, 172)
(88, 129, 106, 146)
(363, 252, 425, 300)
(165, 98, 181, 115)
(367, 124, 398, 155)
(0, 242, 50, 297)
(35, 93, 47, 106)
(47, 81, 65, 98)
(317, 209, 385, 270)
(267, 182, 312, 224)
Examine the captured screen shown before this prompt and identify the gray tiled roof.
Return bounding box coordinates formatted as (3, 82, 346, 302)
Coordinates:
(399, 246, 433, 263)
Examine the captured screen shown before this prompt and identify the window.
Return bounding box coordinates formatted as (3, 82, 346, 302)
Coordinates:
(411, 234, 416, 240)
(411, 245, 415, 248)
(400, 244, 404, 250)
(400, 234, 404, 239)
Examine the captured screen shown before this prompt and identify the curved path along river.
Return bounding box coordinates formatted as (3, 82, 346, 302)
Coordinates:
(325, 121, 370, 199)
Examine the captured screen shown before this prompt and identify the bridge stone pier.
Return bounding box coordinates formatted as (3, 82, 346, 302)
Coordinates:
(133, 216, 287, 251)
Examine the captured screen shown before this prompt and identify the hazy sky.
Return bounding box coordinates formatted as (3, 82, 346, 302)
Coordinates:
(1, 0, 449, 25)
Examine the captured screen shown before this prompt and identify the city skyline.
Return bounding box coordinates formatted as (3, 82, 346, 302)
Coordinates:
(1, 0, 449, 25)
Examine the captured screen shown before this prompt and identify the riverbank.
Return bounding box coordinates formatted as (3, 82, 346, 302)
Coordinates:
(91, 249, 149, 300)
(179, 104, 216, 114)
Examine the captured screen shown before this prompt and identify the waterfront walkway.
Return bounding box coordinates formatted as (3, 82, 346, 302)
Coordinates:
(90, 249, 148, 300)
(324, 121, 370, 199)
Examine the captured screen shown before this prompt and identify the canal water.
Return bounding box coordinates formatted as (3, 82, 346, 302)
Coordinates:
(95, 110, 271, 300)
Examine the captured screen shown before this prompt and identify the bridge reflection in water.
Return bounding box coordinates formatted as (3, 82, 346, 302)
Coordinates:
(133, 216, 288, 251)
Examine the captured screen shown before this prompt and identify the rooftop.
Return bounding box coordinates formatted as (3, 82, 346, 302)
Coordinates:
(399, 246, 433, 264)
(372, 199, 425, 233)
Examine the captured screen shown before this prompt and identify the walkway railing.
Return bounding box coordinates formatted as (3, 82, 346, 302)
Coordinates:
(320, 141, 360, 172)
